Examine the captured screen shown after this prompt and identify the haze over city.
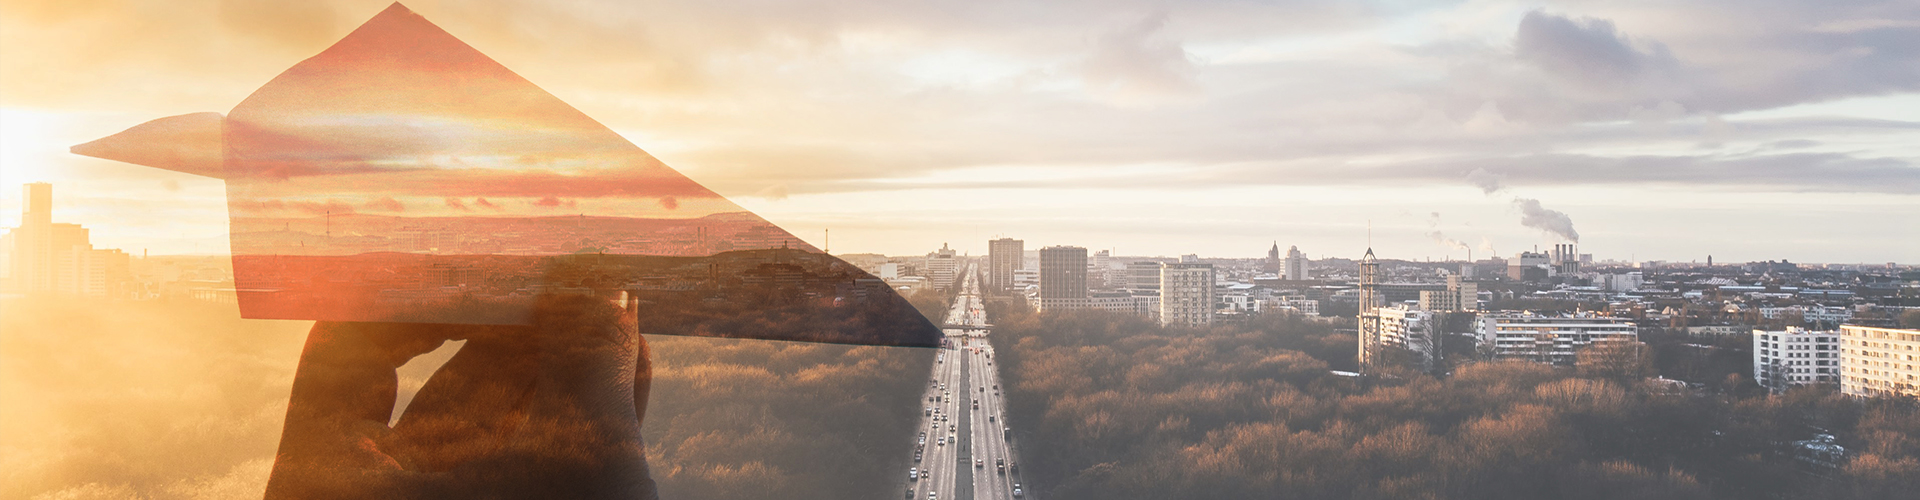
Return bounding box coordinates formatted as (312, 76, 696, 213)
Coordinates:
(3, 0, 1917, 263)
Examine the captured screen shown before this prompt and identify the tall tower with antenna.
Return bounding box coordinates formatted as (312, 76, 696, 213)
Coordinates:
(1357, 246, 1383, 371)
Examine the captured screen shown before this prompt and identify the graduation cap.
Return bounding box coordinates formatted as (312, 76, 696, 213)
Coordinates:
(73, 3, 940, 348)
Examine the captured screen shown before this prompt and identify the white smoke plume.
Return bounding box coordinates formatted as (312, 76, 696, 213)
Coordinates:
(1512, 197, 1580, 242)
(1425, 212, 1474, 255)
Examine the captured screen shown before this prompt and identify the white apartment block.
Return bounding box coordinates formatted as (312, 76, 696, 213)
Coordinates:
(1013, 268, 1039, 291)
(1364, 303, 1436, 371)
(1132, 293, 1161, 319)
(1264, 297, 1319, 316)
(1840, 325, 1920, 399)
(1752, 327, 1840, 392)
(1476, 312, 1639, 366)
(1159, 263, 1215, 328)
(1222, 293, 1260, 312)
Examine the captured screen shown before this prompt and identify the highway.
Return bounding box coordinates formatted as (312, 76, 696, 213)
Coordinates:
(903, 263, 1029, 500)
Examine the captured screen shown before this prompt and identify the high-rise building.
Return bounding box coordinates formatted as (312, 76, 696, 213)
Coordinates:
(1283, 245, 1309, 281)
(1125, 261, 1161, 292)
(1265, 242, 1281, 273)
(1159, 262, 1214, 328)
(1037, 245, 1088, 311)
(1356, 248, 1386, 370)
(1840, 325, 1920, 399)
(1753, 327, 1840, 393)
(988, 238, 1023, 293)
(1475, 312, 1639, 366)
(926, 243, 957, 290)
(5, 183, 133, 297)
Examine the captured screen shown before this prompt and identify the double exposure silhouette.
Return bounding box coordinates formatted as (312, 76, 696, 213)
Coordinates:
(72, 3, 940, 498)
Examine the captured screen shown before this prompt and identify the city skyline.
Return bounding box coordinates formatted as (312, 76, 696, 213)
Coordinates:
(0, 182, 1907, 267)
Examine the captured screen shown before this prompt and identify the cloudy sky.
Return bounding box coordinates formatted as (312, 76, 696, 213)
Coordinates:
(3, 0, 1917, 263)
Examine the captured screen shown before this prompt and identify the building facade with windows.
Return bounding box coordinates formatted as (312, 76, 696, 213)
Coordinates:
(1283, 245, 1309, 281)
(1158, 263, 1214, 328)
(1037, 245, 1088, 311)
(1752, 327, 1841, 392)
(1365, 303, 1436, 371)
(1124, 261, 1161, 292)
(1840, 325, 1920, 399)
(1475, 312, 1639, 366)
(925, 243, 957, 290)
(987, 238, 1023, 293)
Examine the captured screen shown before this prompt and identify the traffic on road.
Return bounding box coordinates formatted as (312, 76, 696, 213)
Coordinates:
(905, 263, 1029, 500)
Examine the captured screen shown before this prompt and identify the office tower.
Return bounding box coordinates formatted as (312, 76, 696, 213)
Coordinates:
(1753, 327, 1840, 393)
(1356, 248, 1385, 370)
(926, 243, 957, 290)
(1038, 245, 1088, 311)
(11, 183, 52, 292)
(1283, 245, 1309, 281)
(1159, 262, 1214, 328)
(1840, 325, 1920, 399)
(988, 238, 1023, 293)
(6, 183, 132, 297)
(1475, 312, 1640, 366)
(1125, 261, 1161, 292)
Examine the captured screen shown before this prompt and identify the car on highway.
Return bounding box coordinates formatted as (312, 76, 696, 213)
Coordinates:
(975, 458, 983, 468)
(1012, 485, 1023, 497)
(925, 406, 932, 415)
(988, 415, 995, 422)
(937, 436, 945, 446)
(906, 489, 914, 499)
(908, 468, 918, 481)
